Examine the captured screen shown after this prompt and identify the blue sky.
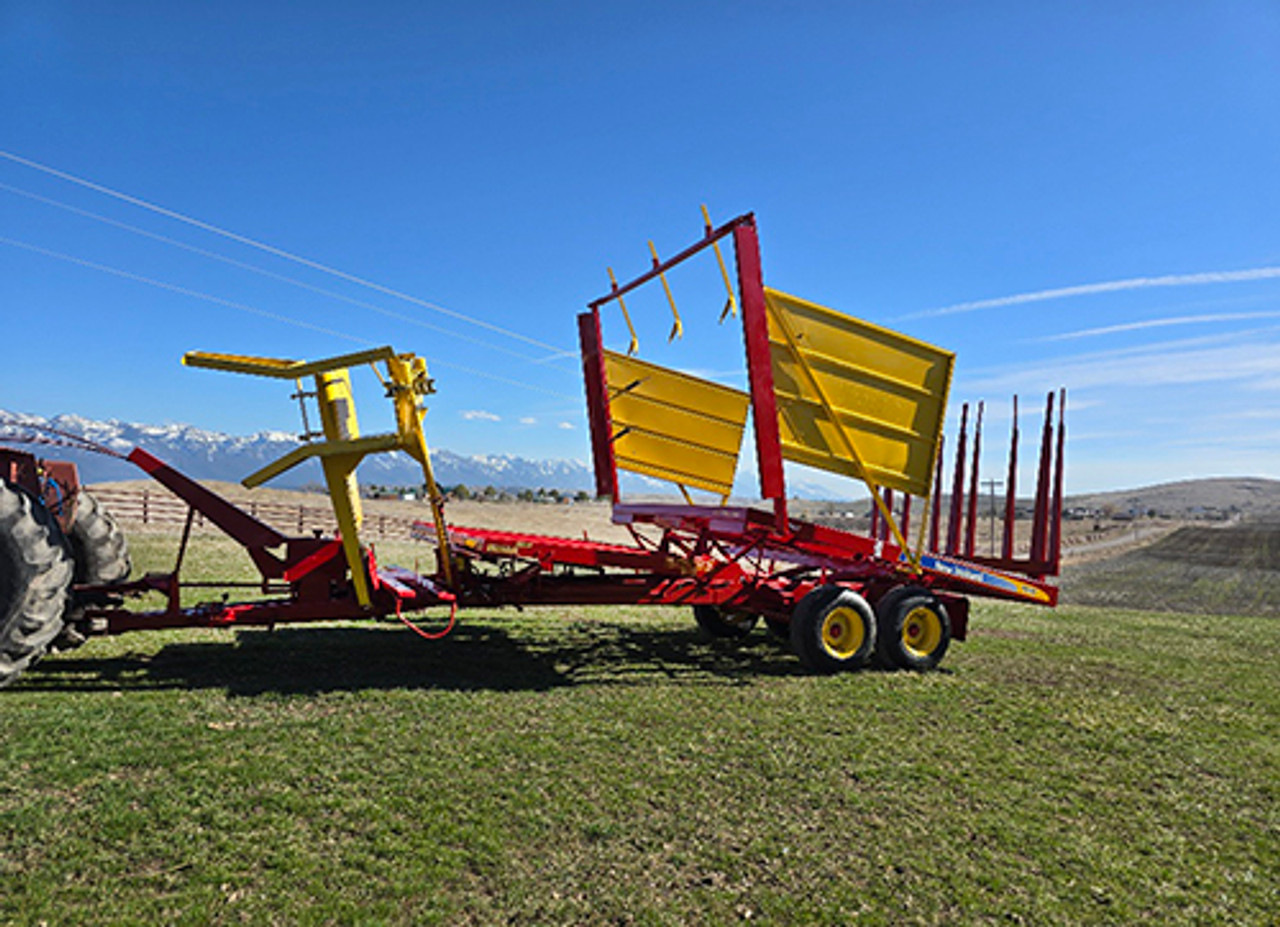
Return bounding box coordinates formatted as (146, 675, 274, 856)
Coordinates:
(2, 1, 1278, 496)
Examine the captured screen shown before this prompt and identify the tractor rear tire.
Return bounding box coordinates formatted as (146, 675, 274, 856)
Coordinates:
(68, 491, 131, 585)
(874, 587, 951, 671)
(692, 605, 759, 639)
(0, 481, 74, 687)
(56, 491, 131, 650)
(790, 585, 876, 674)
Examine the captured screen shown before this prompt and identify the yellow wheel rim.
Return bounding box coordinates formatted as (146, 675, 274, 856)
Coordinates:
(821, 606, 865, 660)
(902, 605, 943, 657)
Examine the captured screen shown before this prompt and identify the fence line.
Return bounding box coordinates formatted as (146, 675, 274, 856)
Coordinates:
(88, 486, 421, 541)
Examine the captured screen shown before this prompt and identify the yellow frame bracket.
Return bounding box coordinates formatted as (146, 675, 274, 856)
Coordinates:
(184, 346, 455, 606)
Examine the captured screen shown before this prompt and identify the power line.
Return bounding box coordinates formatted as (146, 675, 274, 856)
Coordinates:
(0, 235, 580, 401)
(0, 149, 574, 356)
(0, 181, 576, 372)
(1, 235, 367, 344)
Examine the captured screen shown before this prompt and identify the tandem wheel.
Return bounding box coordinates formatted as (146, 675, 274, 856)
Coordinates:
(691, 605, 759, 639)
(789, 584, 876, 673)
(874, 586, 952, 671)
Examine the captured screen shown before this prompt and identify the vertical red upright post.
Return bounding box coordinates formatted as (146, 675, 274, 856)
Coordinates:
(734, 217, 787, 528)
(946, 404, 969, 555)
(1002, 395, 1019, 559)
(929, 434, 944, 553)
(1030, 391, 1055, 566)
(1049, 388, 1066, 574)
(964, 401, 983, 557)
(578, 310, 619, 500)
(881, 489, 894, 542)
(901, 494, 912, 542)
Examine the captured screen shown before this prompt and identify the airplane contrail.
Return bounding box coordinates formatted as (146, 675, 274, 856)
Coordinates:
(906, 266, 1280, 319)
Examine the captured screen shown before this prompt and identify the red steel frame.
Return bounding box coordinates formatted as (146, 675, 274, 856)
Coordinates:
(582, 214, 790, 523)
(51, 210, 1064, 651)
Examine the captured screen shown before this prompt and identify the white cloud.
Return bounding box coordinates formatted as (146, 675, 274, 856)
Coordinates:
(948, 395, 1102, 426)
(535, 350, 577, 363)
(908, 266, 1280, 320)
(1222, 408, 1280, 420)
(1162, 431, 1280, 451)
(558, 421, 574, 430)
(681, 367, 748, 382)
(965, 329, 1280, 395)
(519, 416, 537, 425)
(461, 410, 501, 422)
(1038, 310, 1280, 342)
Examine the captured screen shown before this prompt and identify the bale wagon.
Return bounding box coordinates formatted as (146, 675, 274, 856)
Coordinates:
(0, 211, 1065, 686)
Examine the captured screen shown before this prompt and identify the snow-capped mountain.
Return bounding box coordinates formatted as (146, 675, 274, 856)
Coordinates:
(0, 409, 596, 491)
(0, 410, 855, 500)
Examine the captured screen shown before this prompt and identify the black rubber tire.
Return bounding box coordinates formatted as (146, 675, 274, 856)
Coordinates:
(55, 491, 131, 650)
(874, 586, 951, 671)
(0, 481, 74, 687)
(68, 491, 131, 585)
(871, 585, 924, 669)
(692, 604, 759, 639)
(789, 584, 876, 674)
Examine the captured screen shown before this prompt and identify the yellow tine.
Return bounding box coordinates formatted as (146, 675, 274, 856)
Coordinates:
(608, 266, 640, 356)
(702, 205, 738, 322)
(648, 240, 683, 342)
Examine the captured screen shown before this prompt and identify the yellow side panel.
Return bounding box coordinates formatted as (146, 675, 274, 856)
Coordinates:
(603, 350, 749, 497)
(764, 288, 954, 497)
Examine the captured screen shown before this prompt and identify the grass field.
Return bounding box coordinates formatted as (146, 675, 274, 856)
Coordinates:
(1061, 521, 1280, 617)
(2, 533, 1277, 925)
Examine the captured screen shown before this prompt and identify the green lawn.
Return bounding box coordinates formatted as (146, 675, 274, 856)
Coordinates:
(2, 534, 1276, 925)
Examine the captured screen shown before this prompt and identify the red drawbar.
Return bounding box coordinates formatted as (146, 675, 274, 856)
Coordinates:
(126, 447, 287, 550)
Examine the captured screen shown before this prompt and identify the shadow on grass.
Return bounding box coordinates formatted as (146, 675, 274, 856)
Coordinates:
(23, 620, 811, 696)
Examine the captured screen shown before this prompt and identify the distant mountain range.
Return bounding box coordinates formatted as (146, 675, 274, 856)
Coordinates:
(0, 410, 597, 492)
(0, 409, 849, 499)
(3, 411, 1274, 511)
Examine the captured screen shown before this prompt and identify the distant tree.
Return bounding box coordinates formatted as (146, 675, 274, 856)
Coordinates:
(452, 484, 472, 501)
(574, 490, 590, 503)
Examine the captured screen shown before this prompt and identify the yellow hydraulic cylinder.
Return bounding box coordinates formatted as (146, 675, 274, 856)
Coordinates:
(385, 353, 452, 587)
